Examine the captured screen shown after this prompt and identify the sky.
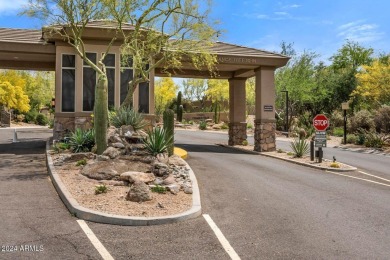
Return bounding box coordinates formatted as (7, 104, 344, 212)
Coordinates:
(0, 0, 389, 63)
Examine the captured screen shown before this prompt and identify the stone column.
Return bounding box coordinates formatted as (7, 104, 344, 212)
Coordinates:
(228, 78, 247, 145)
(254, 67, 276, 152)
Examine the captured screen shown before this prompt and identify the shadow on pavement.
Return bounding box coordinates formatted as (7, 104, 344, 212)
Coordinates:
(176, 143, 254, 155)
(0, 140, 46, 155)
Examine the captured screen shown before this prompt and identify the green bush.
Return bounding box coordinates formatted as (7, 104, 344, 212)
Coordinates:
(151, 185, 167, 194)
(356, 131, 366, 145)
(95, 184, 108, 195)
(110, 106, 147, 131)
(348, 110, 374, 133)
(199, 120, 207, 130)
(290, 139, 309, 158)
(247, 123, 253, 129)
(48, 118, 54, 129)
(363, 131, 389, 148)
(24, 110, 38, 123)
(242, 140, 248, 146)
(346, 134, 357, 144)
(36, 113, 48, 125)
(332, 127, 344, 137)
(69, 128, 95, 153)
(143, 127, 173, 156)
(76, 159, 87, 166)
(374, 105, 390, 134)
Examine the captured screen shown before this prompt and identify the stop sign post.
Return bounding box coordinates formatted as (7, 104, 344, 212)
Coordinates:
(313, 114, 329, 162)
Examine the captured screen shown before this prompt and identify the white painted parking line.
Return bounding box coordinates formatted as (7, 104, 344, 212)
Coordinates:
(326, 171, 390, 187)
(203, 214, 241, 260)
(77, 220, 115, 260)
(358, 171, 390, 183)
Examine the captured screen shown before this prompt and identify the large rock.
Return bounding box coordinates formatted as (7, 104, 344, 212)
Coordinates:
(111, 142, 125, 149)
(120, 171, 155, 184)
(81, 161, 129, 180)
(152, 162, 170, 177)
(103, 147, 120, 159)
(168, 155, 187, 167)
(163, 174, 176, 185)
(121, 125, 134, 136)
(126, 181, 152, 202)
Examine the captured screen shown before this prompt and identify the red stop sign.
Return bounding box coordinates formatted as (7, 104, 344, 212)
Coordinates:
(313, 114, 329, 131)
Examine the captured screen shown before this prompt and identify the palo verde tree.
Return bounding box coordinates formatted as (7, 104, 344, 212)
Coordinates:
(25, 0, 219, 155)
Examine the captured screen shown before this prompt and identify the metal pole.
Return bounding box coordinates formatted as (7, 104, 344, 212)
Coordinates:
(343, 109, 347, 145)
(286, 91, 289, 133)
(310, 140, 314, 161)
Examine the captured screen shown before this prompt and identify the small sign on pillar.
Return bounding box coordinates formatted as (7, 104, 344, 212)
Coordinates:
(263, 105, 273, 112)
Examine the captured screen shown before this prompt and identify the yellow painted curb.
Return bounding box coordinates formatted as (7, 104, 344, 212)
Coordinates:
(174, 147, 188, 160)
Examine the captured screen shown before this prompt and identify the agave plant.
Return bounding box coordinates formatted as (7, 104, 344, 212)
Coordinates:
(290, 138, 309, 158)
(110, 106, 147, 131)
(69, 128, 95, 153)
(143, 127, 173, 156)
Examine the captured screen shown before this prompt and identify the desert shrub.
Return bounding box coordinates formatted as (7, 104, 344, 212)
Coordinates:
(151, 185, 167, 194)
(143, 127, 172, 156)
(374, 105, 390, 134)
(36, 113, 48, 125)
(290, 139, 309, 158)
(69, 128, 95, 153)
(348, 110, 374, 133)
(76, 159, 87, 166)
(48, 118, 54, 129)
(330, 162, 340, 168)
(199, 120, 207, 130)
(95, 184, 108, 195)
(221, 123, 229, 129)
(110, 106, 147, 130)
(363, 131, 389, 148)
(332, 127, 344, 137)
(15, 114, 25, 122)
(24, 110, 38, 123)
(242, 140, 248, 146)
(346, 134, 357, 144)
(330, 111, 344, 128)
(356, 131, 366, 145)
(247, 123, 253, 129)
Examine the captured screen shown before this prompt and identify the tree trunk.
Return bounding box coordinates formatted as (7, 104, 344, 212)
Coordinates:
(94, 74, 108, 155)
(121, 83, 135, 108)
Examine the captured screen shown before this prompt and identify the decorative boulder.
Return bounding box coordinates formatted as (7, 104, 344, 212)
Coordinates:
(111, 142, 125, 149)
(120, 171, 156, 184)
(103, 147, 120, 159)
(126, 181, 152, 202)
(121, 125, 134, 136)
(81, 161, 129, 180)
(163, 174, 176, 185)
(168, 155, 187, 167)
(152, 162, 170, 177)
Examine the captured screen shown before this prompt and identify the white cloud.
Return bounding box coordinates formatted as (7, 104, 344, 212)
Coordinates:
(337, 20, 384, 43)
(0, 0, 28, 13)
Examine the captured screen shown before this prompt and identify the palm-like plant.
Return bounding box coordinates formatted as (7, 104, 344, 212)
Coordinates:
(110, 106, 147, 131)
(290, 138, 309, 158)
(143, 127, 173, 156)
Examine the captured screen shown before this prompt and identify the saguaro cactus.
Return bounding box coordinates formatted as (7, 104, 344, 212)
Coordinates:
(94, 74, 108, 155)
(214, 103, 220, 124)
(163, 109, 175, 156)
(177, 91, 183, 122)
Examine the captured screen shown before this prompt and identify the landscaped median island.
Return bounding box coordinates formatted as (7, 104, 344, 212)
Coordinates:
(45, 108, 201, 225)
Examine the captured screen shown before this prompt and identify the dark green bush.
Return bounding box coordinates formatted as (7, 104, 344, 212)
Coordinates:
(330, 111, 344, 128)
(36, 113, 48, 125)
(363, 131, 389, 148)
(199, 120, 207, 130)
(69, 128, 95, 153)
(24, 110, 38, 123)
(374, 105, 390, 134)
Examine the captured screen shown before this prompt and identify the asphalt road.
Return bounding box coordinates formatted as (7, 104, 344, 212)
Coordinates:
(175, 130, 390, 259)
(1, 128, 389, 259)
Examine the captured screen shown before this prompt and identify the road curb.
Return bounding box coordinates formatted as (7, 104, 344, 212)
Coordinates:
(46, 139, 202, 226)
(216, 144, 357, 172)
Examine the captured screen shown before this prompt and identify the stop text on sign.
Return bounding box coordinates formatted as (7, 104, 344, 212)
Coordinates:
(313, 114, 329, 131)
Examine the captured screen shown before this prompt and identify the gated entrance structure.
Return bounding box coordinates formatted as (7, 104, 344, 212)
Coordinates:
(0, 22, 289, 152)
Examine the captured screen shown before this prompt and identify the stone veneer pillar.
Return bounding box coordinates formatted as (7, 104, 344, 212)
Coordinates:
(228, 78, 247, 145)
(254, 119, 276, 152)
(254, 67, 276, 152)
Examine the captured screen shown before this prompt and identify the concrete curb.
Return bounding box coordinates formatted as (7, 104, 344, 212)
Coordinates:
(216, 144, 357, 172)
(46, 140, 201, 226)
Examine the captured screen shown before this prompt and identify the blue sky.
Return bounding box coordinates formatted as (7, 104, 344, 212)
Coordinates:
(1, 0, 389, 62)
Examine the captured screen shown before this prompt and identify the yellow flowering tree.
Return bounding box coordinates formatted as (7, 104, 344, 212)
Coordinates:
(0, 81, 30, 112)
(154, 78, 178, 117)
(353, 59, 390, 109)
